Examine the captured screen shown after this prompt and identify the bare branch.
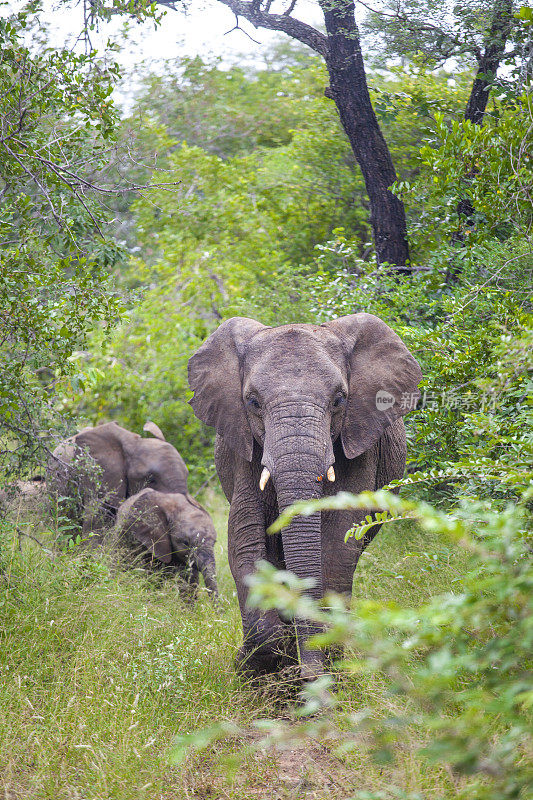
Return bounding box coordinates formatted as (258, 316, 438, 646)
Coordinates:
(160, 0, 328, 56)
(2, 140, 64, 227)
(40, 157, 107, 238)
(355, 0, 486, 65)
(355, 0, 399, 18)
(224, 12, 262, 44)
(283, 0, 297, 16)
(7, 139, 180, 195)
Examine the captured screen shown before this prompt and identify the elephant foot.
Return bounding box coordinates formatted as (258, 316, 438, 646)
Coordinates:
(235, 642, 292, 678)
(236, 649, 303, 708)
(236, 623, 298, 678)
(236, 618, 329, 686)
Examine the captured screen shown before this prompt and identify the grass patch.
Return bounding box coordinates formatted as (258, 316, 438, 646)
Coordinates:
(0, 489, 469, 799)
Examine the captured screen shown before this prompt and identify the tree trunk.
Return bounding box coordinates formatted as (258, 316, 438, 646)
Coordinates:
(451, 0, 514, 263)
(321, 0, 410, 271)
(213, 0, 410, 271)
(465, 0, 514, 125)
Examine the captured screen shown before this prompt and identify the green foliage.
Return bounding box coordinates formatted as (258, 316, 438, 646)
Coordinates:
(71, 295, 216, 484)
(130, 43, 320, 159)
(0, 2, 126, 473)
(371, 65, 472, 182)
(362, 0, 526, 70)
(73, 56, 481, 476)
(175, 487, 533, 800)
(396, 102, 533, 248)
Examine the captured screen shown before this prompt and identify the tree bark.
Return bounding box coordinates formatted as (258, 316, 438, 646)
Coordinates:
(202, 0, 411, 270)
(320, 0, 410, 270)
(453, 0, 514, 247)
(465, 0, 514, 125)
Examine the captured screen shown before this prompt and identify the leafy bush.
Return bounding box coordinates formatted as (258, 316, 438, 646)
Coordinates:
(0, 3, 126, 474)
(397, 100, 533, 250)
(173, 484, 533, 800)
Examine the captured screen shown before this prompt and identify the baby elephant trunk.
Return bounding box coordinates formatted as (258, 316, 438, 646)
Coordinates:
(194, 548, 219, 598)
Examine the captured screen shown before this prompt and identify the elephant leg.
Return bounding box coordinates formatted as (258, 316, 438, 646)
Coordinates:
(321, 443, 380, 596)
(321, 441, 397, 667)
(227, 460, 291, 676)
(321, 506, 365, 596)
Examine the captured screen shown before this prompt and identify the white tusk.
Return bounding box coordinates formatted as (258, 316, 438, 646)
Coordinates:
(259, 468, 271, 491)
(327, 466, 335, 482)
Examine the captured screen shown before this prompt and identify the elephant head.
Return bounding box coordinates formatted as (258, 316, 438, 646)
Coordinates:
(188, 315, 421, 667)
(116, 488, 218, 596)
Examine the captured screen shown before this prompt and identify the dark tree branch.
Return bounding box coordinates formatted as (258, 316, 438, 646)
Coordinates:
(465, 0, 514, 125)
(283, 0, 297, 16)
(224, 12, 262, 43)
(318, 0, 410, 269)
(355, 0, 480, 64)
(2, 140, 64, 227)
(450, 1, 514, 278)
(193, 0, 329, 57)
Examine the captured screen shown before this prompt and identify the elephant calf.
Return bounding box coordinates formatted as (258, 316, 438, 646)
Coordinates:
(116, 488, 218, 598)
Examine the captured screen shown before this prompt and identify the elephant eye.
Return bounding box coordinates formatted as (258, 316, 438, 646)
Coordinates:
(333, 392, 347, 409)
(246, 395, 261, 412)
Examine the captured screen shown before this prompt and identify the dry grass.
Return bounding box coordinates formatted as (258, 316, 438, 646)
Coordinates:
(0, 488, 467, 799)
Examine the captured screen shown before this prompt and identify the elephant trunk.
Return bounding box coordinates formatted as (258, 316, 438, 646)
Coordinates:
(195, 549, 219, 599)
(263, 401, 333, 679)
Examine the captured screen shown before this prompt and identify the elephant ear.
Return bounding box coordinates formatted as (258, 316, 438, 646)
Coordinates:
(143, 421, 166, 441)
(188, 317, 266, 461)
(74, 424, 127, 509)
(322, 313, 422, 459)
(122, 490, 173, 564)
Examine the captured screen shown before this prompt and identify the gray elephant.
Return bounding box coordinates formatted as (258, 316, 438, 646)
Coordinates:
(188, 314, 422, 680)
(116, 488, 218, 597)
(47, 421, 189, 536)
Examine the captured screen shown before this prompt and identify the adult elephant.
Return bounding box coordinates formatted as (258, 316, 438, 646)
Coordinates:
(116, 488, 218, 598)
(47, 421, 189, 536)
(188, 314, 422, 680)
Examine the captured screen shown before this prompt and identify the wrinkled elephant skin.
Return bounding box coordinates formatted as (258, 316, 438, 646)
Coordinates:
(116, 488, 218, 598)
(47, 421, 189, 537)
(188, 314, 422, 679)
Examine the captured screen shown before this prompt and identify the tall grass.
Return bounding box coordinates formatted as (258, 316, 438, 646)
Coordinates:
(0, 489, 468, 799)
